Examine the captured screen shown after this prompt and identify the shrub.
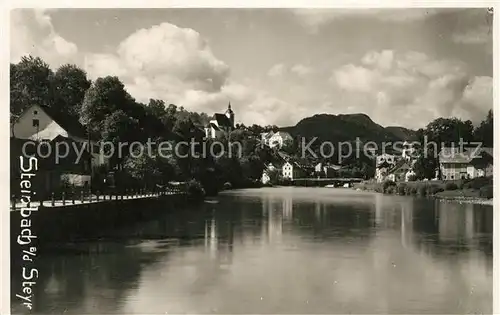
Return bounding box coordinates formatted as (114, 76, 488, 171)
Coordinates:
(463, 176, 493, 190)
(374, 184, 384, 193)
(426, 184, 443, 195)
(386, 185, 397, 194)
(418, 185, 427, 196)
(187, 180, 205, 200)
(479, 185, 493, 199)
(407, 174, 417, 182)
(397, 183, 407, 195)
(410, 186, 418, 195)
(383, 180, 396, 193)
(445, 182, 458, 191)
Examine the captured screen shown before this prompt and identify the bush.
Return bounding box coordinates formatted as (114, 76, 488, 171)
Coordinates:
(426, 184, 443, 195)
(409, 186, 418, 195)
(407, 174, 417, 182)
(187, 180, 205, 200)
(463, 176, 492, 190)
(479, 185, 493, 199)
(397, 183, 407, 195)
(418, 185, 427, 196)
(445, 182, 458, 191)
(386, 185, 397, 194)
(383, 180, 396, 193)
(223, 182, 233, 190)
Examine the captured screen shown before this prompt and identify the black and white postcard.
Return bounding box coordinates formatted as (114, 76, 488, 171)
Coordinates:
(4, 2, 498, 314)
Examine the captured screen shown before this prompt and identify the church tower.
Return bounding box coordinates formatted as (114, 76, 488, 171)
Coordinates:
(225, 102, 234, 128)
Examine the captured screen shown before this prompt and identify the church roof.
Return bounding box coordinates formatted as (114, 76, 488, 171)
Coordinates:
(213, 113, 232, 127)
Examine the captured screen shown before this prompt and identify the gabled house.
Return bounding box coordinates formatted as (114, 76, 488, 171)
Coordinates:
(385, 160, 412, 182)
(260, 131, 293, 149)
(439, 147, 493, 180)
(314, 162, 341, 178)
(282, 161, 306, 180)
(268, 131, 293, 149)
(260, 131, 275, 147)
(204, 102, 235, 139)
(11, 104, 106, 190)
(375, 154, 397, 182)
(261, 162, 279, 185)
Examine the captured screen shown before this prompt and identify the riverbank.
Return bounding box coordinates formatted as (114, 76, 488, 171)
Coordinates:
(353, 176, 493, 205)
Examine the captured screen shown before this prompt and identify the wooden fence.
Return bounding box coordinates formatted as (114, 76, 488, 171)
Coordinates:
(10, 186, 186, 210)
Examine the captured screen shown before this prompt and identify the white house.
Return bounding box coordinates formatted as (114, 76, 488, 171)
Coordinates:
(261, 163, 277, 184)
(439, 147, 493, 180)
(204, 102, 234, 139)
(11, 104, 107, 188)
(261, 131, 274, 147)
(268, 131, 293, 149)
(402, 141, 417, 161)
(282, 161, 305, 180)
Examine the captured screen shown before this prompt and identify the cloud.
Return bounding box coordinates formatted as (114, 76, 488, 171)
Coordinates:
(267, 64, 285, 77)
(10, 9, 78, 66)
(291, 9, 442, 32)
(331, 50, 492, 128)
(85, 22, 295, 126)
(290, 64, 313, 76)
(452, 25, 491, 45)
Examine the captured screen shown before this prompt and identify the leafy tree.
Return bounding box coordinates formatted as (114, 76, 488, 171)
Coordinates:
(10, 56, 53, 119)
(52, 64, 91, 117)
(80, 76, 136, 134)
(424, 117, 474, 147)
(474, 109, 493, 147)
(413, 147, 439, 180)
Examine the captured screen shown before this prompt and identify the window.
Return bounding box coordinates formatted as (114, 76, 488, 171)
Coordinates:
(32, 119, 39, 127)
(33, 110, 38, 115)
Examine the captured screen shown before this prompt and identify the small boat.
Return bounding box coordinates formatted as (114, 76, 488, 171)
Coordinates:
(325, 184, 335, 188)
(343, 183, 350, 188)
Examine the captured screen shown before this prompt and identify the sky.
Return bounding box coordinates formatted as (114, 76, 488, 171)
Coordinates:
(10, 8, 493, 129)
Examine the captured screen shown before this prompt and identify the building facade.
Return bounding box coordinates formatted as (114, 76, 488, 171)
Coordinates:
(205, 102, 235, 139)
(439, 147, 493, 180)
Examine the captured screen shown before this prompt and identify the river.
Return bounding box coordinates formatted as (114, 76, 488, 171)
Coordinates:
(11, 187, 493, 314)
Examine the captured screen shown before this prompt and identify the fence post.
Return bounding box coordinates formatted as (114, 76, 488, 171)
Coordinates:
(11, 195, 16, 210)
(80, 189, 84, 204)
(72, 188, 76, 205)
(97, 190, 100, 202)
(88, 189, 92, 202)
(62, 192, 66, 206)
(51, 192, 55, 206)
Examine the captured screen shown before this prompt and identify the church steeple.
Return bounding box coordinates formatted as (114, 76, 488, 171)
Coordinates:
(225, 101, 234, 128)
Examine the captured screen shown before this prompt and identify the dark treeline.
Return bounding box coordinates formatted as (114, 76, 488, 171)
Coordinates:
(10, 56, 494, 193)
(10, 56, 280, 196)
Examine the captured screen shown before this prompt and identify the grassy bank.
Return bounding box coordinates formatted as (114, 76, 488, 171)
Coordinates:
(354, 176, 493, 202)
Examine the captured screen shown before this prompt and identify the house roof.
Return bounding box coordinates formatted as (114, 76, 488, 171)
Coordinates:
(439, 147, 493, 164)
(38, 105, 89, 140)
(388, 159, 411, 174)
(261, 131, 274, 139)
(213, 113, 232, 128)
(209, 122, 220, 131)
(271, 131, 293, 140)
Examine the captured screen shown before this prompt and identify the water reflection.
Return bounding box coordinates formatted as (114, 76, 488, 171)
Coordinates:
(12, 187, 492, 314)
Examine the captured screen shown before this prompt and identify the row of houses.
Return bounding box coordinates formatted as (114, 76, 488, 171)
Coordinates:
(374, 142, 493, 183)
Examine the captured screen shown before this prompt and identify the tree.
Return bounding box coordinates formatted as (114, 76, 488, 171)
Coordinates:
(413, 147, 439, 180)
(424, 117, 474, 147)
(10, 56, 53, 120)
(51, 64, 91, 117)
(474, 109, 493, 147)
(80, 76, 136, 135)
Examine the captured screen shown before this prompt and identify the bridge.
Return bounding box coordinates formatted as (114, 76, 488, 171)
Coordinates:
(292, 177, 364, 187)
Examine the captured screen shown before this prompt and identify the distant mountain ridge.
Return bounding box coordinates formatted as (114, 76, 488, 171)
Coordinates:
(280, 113, 417, 144)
